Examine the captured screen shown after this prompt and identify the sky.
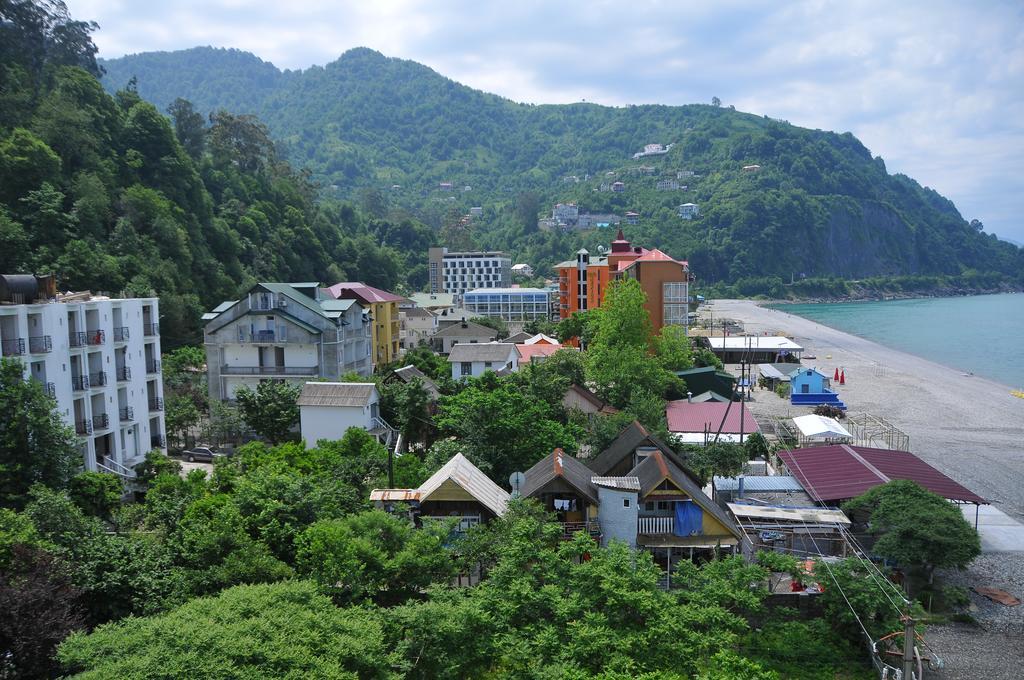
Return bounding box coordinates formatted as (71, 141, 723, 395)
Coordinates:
(67, 0, 1024, 243)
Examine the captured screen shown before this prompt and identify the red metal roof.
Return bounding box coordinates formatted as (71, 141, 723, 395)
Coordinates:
(324, 282, 405, 304)
(621, 248, 689, 269)
(778, 444, 986, 504)
(516, 343, 564, 363)
(665, 400, 759, 435)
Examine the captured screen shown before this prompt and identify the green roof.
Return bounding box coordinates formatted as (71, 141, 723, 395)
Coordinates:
(257, 282, 327, 319)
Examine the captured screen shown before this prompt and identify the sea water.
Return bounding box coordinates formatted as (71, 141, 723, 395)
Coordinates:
(778, 293, 1024, 388)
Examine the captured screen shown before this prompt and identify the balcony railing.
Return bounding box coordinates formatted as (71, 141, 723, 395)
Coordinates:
(1, 338, 25, 356)
(44, 382, 56, 398)
(638, 516, 675, 535)
(119, 406, 134, 422)
(89, 371, 107, 387)
(559, 520, 602, 538)
(71, 374, 89, 390)
(113, 326, 130, 342)
(146, 360, 161, 374)
(75, 419, 93, 436)
(148, 397, 163, 411)
(69, 331, 86, 348)
(92, 413, 109, 430)
(220, 365, 319, 376)
(85, 329, 105, 345)
(28, 335, 52, 353)
(116, 366, 131, 381)
(151, 434, 165, 449)
(143, 322, 159, 336)
(237, 329, 287, 343)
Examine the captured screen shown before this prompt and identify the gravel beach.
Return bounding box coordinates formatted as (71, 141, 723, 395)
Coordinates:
(706, 299, 1024, 522)
(705, 299, 1024, 678)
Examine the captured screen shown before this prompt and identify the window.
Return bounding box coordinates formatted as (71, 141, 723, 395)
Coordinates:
(622, 498, 630, 508)
(664, 304, 687, 326)
(657, 501, 669, 511)
(484, 361, 492, 369)
(644, 501, 654, 511)
(460, 362, 472, 376)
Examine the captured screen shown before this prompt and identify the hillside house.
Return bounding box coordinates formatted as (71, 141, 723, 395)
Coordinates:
(678, 203, 700, 219)
(611, 181, 625, 192)
(625, 211, 640, 225)
(562, 384, 619, 418)
(297, 382, 388, 447)
(430, 319, 497, 354)
(656, 179, 680, 191)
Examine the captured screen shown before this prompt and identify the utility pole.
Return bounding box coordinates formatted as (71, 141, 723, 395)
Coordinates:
(901, 615, 916, 680)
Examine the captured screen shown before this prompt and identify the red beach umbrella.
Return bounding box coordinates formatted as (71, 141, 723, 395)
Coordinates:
(834, 368, 840, 381)
(839, 370, 846, 385)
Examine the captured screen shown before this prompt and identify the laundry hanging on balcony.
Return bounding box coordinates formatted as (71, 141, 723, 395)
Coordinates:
(674, 500, 703, 537)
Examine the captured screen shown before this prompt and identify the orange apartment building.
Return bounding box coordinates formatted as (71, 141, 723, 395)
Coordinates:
(555, 229, 692, 336)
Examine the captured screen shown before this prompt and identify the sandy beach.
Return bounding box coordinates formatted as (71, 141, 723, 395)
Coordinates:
(707, 299, 1024, 522)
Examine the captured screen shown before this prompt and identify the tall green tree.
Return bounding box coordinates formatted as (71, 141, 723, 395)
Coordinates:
(0, 358, 80, 509)
(234, 380, 300, 444)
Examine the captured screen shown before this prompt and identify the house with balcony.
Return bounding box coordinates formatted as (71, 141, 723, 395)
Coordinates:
(522, 448, 601, 539)
(0, 274, 165, 479)
(202, 282, 372, 403)
(371, 453, 510, 533)
(678, 203, 700, 219)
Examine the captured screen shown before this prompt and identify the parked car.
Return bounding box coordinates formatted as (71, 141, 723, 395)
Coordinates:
(182, 446, 223, 463)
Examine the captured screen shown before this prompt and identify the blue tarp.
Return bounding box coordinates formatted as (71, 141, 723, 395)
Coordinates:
(674, 500, 703, 537)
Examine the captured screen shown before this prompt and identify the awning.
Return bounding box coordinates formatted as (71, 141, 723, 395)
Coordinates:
(792, 414, 852, 439)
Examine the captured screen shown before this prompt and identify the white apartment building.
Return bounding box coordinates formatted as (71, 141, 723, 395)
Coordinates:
(0, 277, 166, 479)
(428, 247, 511, 296)
(203, 282, 373, 403)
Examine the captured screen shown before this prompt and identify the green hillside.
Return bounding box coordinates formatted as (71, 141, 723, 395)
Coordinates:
(100, 47, 1023, 290)
(0, 11, 430, 348)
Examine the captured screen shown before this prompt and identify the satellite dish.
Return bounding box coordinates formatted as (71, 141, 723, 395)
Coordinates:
(508, 471, 526, 498)
(597, 245, 607, 254)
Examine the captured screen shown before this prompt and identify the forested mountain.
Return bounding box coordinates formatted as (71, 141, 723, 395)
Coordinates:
(101, 46, 1023, 291)
(0, 8, 432, 348)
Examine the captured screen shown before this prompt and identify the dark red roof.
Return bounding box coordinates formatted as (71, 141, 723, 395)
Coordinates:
(665, 400, 759, 435)
(778, 444, 986, 504)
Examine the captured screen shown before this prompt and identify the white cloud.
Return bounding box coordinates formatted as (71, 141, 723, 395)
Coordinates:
(65, 0, 1024, 241)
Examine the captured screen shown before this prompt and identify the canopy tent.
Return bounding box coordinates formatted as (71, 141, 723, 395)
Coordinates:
(792, 414, 852, 440)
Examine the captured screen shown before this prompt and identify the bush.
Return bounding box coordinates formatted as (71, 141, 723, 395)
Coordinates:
(69, 472, 123, 519)
(774, 383, 790, 399)
(813, 404, 845, 420)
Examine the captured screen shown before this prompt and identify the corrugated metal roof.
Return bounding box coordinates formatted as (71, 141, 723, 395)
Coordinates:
(417, 453, 510, 517)
(708, 336, 803, 351)
(591, 476, 641, 491)
(727, 503, 851, 525)
(391, 365, 441, 399)
(433, 321, 497, 338)
(296, 382, 377, 407)
(324, 281, 405, 304)
(666, 401, 760, 435)
(714, 476, 806, 492)
(516, 344, 565, 363)
(779, 444, 987, 504)
(447, 343, 517, 363)
(521, 449, 599, 506)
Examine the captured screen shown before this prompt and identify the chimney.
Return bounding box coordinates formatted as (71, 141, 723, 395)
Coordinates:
(737, 475, 745, 499)
(460, 321, 468, 328)
(687, 391, 692, 403)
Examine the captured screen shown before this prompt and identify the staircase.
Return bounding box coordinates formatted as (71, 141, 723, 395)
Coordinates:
(97, 456, 138, 488)
(371, 416, 401, 455)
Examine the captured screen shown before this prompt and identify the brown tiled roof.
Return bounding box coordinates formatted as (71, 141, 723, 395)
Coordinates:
(521, 449, 599, 505)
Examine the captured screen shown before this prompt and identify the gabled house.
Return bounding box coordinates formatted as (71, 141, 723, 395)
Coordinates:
(202, 282, 372, 403)
(323, 282, 406, 367)
(297, 382, 391, 447)
(789, 367, 846, 409)
(588, 420, 687, 477)
(522, 448, 601, 537)
(430, 320, 497, 354)
(371, 453, 509, 532)
(448, 343, 519, 379)
(562, 384, 619, 418)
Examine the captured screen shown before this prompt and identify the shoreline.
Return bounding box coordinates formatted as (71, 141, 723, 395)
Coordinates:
(705, 299, 1024, 523)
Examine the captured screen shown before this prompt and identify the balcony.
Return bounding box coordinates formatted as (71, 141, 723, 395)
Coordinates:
(146, 360, 161, 374)
(113, 327, 130, 342)
(69, 331, 86, 348)
(119, 406, 134, 422)
(151, 434, 165, 449)
(220, 365, 319, 376)
(85, 329, 105, 345)
(237, 330, 288, 344)
(92, 413, 109, 430)
(75, 419, 93, 436)
(148, 397, 164, 412)
(559, 520, 602, 538)
(143, 322, 159, 336)
(28, 335, 52, 353)
(89, 371, 107, 388)
(71, 374, 89, 391)
(1, 338, 25, 356)
(638, 516, 675, 535)
(116, 366, 131, 381)
(43, 382, 56, 398)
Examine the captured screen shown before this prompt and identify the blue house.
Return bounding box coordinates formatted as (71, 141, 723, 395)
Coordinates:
(789, 367, 846, 409)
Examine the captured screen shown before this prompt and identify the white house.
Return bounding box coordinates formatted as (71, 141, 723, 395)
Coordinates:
(0, 276, 166, 479)
(202, 282, 373, 403)
(511, 263, 534, 278)
(678, 203, 700, 220)
(297, 382, 385, 446)
(448, 343, 519, 379)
